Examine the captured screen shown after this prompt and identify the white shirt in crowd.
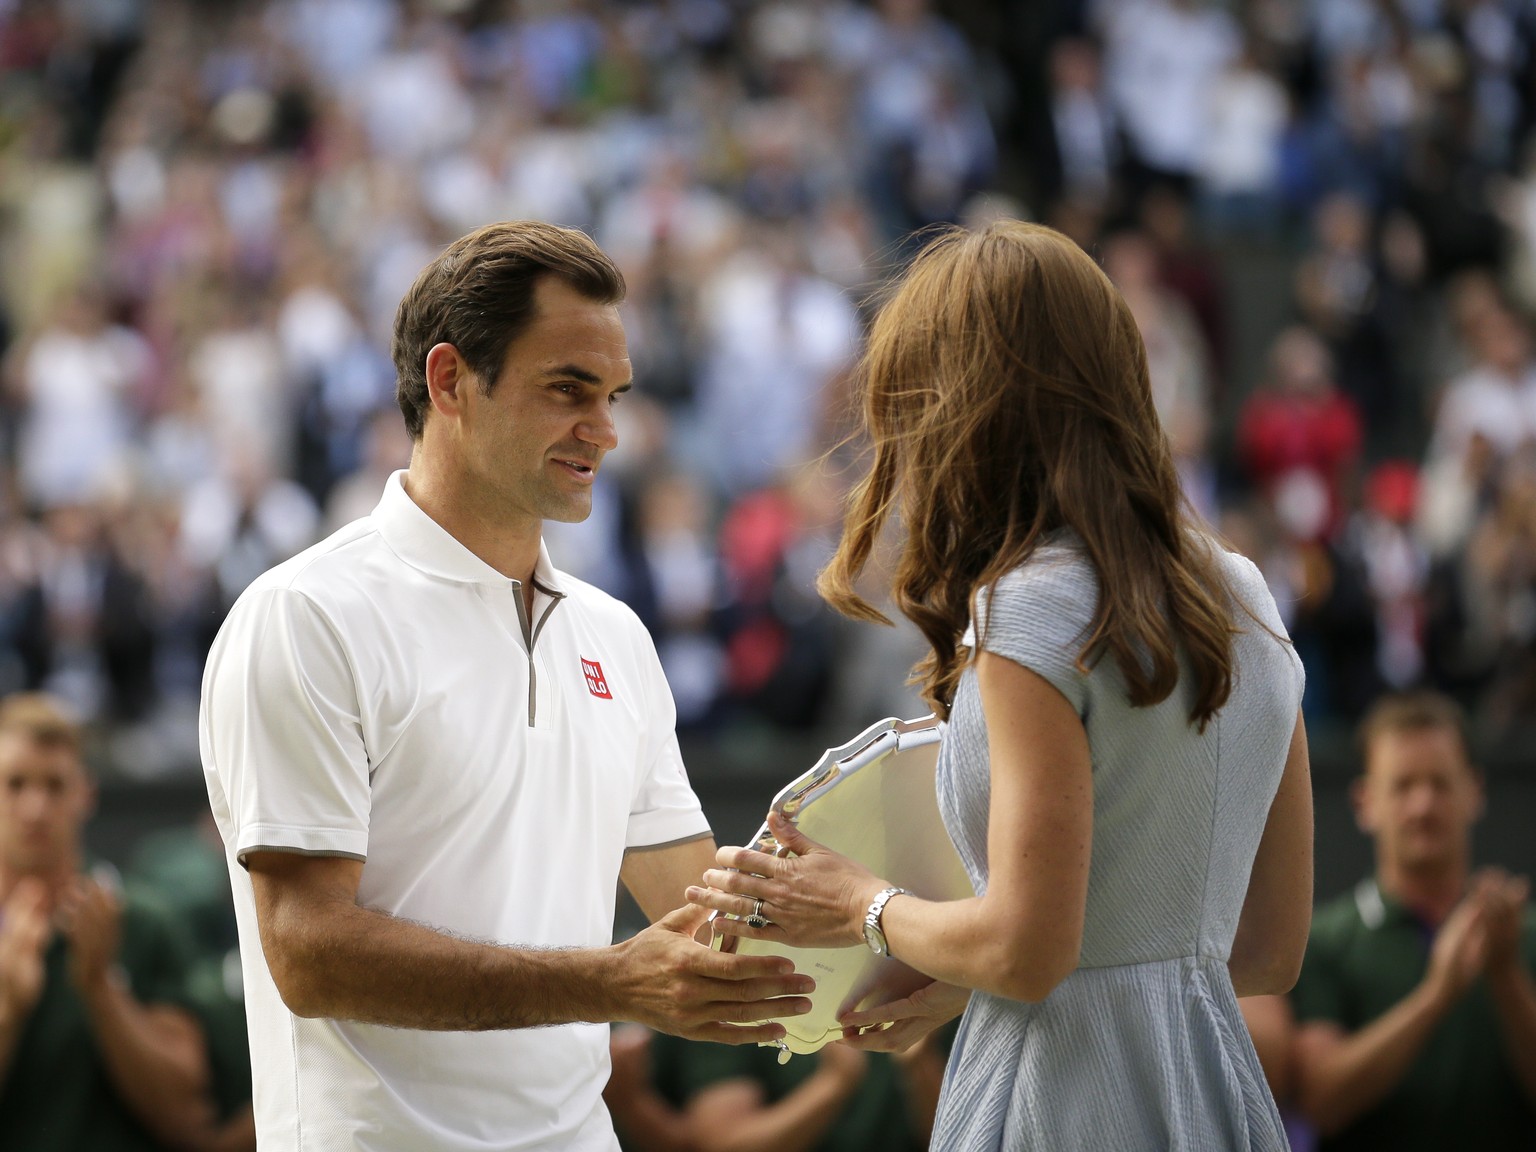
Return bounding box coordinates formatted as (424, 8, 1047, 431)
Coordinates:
(1098, 0, 1239, 176)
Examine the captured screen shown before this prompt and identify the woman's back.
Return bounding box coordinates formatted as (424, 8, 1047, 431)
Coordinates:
(933, 536, 1303, 1150)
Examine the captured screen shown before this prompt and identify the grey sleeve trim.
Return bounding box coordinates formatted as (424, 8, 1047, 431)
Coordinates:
(236, 844, 368, 870)
(624, 829, 714, 854)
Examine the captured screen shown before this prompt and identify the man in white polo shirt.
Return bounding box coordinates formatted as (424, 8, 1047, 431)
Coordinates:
(199, 221, 815, 1151)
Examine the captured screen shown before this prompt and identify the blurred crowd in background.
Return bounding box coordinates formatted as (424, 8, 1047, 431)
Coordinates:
(4, 1, 1536, 1150)
(3, 0, 1536, 778)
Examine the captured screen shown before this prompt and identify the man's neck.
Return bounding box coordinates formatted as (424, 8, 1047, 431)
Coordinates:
(1376, 860, 1469, 927)
(402, 456, 540, 589)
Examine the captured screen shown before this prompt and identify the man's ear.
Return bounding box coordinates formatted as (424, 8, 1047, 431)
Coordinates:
(424, 343, 473, 424)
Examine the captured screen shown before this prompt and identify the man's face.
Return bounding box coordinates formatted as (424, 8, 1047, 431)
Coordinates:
(457, 277, 631, 533)
(0, 735, 92, 877)
(1355, 726, 1482, 876)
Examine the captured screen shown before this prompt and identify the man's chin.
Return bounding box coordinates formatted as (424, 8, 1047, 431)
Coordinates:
(542, 498, 594, 525)
(1397, 841, 1458, 873)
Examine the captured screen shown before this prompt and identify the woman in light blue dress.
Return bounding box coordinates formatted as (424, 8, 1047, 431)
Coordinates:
(687, 221, 1312, 1150)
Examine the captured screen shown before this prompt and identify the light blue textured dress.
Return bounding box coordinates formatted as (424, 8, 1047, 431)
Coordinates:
(932, 537, 1303, 1151)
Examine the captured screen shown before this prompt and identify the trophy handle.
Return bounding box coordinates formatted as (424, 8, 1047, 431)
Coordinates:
(755, 715, 941, 854)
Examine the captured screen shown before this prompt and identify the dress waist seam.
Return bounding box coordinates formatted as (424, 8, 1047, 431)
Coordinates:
(1075, 951, 1228, 973)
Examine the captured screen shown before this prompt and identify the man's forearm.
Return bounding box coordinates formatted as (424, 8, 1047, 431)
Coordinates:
(252, 852, 810, 1045)
(1488, 963, 1536, 1105)
(80, 978, 213, 1150)
(266, 897, 632, 1029)
(1297, 983, 1449, 1135)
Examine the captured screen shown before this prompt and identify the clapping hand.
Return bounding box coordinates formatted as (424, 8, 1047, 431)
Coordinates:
(0, 879, 50, 1026)
(1480, 868, 1531, 983)
(1425, 868, 1530, 1007)
(56, 877, 123, 995)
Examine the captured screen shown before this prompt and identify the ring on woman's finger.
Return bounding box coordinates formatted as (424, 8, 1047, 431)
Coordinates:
(745, 897, 771, 930)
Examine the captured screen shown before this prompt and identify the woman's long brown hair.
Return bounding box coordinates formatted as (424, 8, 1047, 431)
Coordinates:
(818, 221, 1238, 725)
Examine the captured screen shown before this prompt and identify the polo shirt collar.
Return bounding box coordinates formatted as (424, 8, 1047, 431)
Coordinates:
(372, 470, 566, 592)
(1355, 878, 1392, 929)
(1356, 877, 1430, 932)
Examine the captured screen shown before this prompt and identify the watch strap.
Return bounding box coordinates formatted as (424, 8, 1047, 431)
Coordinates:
(864, 886, 909, 955)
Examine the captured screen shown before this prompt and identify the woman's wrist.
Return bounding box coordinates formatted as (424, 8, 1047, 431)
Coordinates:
(852, 881, 886, 943)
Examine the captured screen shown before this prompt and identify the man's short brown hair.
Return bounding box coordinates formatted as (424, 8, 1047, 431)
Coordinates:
(0, 692, 83, 755)
(1356, 690, 1471, 766)
(392, 221, 626, 439)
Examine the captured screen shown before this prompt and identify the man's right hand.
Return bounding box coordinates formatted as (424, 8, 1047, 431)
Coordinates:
(1424, 870, 1503, 1008)
(1479, 869, 1530, 982)
(605, 903, 814, 1045)
(0, 879, 50, 1026)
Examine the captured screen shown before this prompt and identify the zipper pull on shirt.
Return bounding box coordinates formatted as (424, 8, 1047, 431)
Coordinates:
(511, 577, 566, 727)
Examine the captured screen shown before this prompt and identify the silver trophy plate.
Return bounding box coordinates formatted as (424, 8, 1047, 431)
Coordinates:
(717, 714, 973, 1058)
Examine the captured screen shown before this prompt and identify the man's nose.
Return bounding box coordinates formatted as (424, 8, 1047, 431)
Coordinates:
(577, 404, 619, 452)
(15, 786, 50, 821)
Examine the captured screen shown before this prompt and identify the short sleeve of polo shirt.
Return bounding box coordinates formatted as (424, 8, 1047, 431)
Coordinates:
(624, 625, 711, 849)
(204, 584, 370, 864)
(973, 553, 1095, 717)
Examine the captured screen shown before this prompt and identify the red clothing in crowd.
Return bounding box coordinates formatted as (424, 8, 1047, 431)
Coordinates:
(1237, 387, 1363, 535)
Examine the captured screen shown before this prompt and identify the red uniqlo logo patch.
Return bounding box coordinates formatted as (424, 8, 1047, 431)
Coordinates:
(581, 658, 612, 699)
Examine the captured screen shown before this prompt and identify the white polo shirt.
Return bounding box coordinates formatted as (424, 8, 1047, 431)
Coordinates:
(200, 470, 710, 1152)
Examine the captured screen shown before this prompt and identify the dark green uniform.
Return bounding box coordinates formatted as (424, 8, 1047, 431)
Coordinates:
(1291, 878, 1536, 1152)
(0, 884, 197, 1152)
(127, 827, 251, 1125)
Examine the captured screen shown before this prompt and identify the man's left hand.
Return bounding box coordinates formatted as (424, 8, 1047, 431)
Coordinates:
(1483, 870, 1531, 982)
(56, 878, 123, 994)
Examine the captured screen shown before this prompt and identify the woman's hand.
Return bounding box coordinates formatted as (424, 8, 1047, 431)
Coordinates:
(687, 812, 889, 949)
(837, 980, 970, 1053)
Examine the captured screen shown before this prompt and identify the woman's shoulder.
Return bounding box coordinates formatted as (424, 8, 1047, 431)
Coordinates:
(981, 536, 1099, 642)
(998, 531, 1095, 584)
(984, 529, 1277, 621)
(1207, 536, 1266, 590)
(1203, 537, 1288, 632)
(970, 538, 1098, 710)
